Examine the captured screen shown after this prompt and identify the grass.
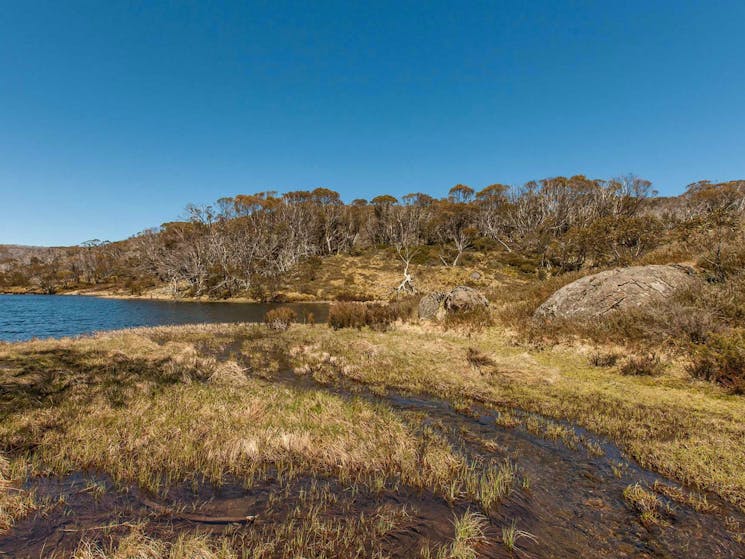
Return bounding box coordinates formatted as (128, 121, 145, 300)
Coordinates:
(501, 519, 537, 554)
(420, 510, 486, 559)
(623, 483, 666, 527)
(0, 324, 518, 556)
(279, 322, 745, 511)
(0, 338, 492, 502)
(0, 452, 36, 533)
(72, 527, 239, 559)
(2, 319, 745, 554)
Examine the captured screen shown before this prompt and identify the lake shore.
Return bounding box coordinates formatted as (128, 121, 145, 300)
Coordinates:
(0, 285, 334, 304)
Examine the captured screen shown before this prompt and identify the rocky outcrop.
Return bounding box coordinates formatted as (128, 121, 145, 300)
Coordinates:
(534, 265, 695, 320)
(419, 286, 488, 319)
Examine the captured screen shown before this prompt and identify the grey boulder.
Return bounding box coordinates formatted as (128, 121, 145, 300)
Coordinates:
(418, 291, 447, 319)
(444, 286, 489, 313)
(534, 264, 695, 320)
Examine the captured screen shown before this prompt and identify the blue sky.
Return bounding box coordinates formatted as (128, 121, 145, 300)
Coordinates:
(1, 1, 744, 246)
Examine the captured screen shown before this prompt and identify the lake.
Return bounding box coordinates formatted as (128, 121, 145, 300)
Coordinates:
(0, 294, 328, 342)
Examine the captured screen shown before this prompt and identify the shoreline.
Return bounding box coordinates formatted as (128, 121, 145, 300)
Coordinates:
(1, 287, 335, 305)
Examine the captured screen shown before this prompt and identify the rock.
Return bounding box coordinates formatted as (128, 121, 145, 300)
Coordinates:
(419, 286, 490, 320)
(418, 292, 446, 319)
(444, 286, 489, 313)
(534, 264, 695, 320)
(469, 271, 481, 280)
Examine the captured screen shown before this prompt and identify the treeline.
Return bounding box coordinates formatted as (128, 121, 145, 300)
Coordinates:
(2, 175, 744, 297)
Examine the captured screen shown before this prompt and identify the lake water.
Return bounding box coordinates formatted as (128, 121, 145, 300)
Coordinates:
(0, 294, 328, 342)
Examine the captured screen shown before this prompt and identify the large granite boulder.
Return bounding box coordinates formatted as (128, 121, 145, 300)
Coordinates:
(534, 264, 695, 320)
(418, 286, 489, 319)
(444, 286, 489, 313)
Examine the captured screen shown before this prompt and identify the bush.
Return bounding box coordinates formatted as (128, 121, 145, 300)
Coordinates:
(327, 300, 413, 331)
(443, 306, 494, 332)
(328, 302, 368, 330)
(388, 295, 420, 322)
(303, 311, 315, 326)
(688, 329, 745, 393)
(619, 354, 663, 376)
(588, 352, 620, 367)
(466, 347, 495, 368)
(264, 307, 297, 331)
(364, 303, 397, 330)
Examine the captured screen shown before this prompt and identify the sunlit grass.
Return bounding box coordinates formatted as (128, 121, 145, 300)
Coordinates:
(283, 323, 745, 510)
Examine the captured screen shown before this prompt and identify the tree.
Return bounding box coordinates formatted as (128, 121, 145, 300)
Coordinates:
(476, 184, 512, 252)
(434, 198, 476, 267)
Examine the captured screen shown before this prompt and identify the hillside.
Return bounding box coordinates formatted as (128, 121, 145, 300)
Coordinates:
(2, 176, 743, 301)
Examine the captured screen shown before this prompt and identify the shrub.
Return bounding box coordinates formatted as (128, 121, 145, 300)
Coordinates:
(264, 307, 296, 331)
(443, 306, 494, 332)
(466, 347, 495, 368)
(588, 352, 619, 367)
(619, 353, 663, 376)
(688, 329, 745, 393)
(364, 303, 396, 331)
(327, 300, 413, 331)
(327, 302, 369, 330)
(387, 295, 420, 322)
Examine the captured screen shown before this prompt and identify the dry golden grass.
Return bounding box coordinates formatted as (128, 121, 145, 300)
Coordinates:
(3, 319, 745, 554)
(280, 323, 745, 511)
(280, 250, 520, 302)
(72, 526, 238, 559)
(623, 483, 667, 527)
(0, 452, 36, 534)
(420, 510, 487, 559)
(0, 325, 516, 530)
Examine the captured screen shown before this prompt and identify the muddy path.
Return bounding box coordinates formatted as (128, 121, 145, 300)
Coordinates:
(2, 334, 744, 558)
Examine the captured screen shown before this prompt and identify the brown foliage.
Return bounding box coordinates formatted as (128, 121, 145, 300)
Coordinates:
(619, 354, 663, 376)
(443, 306, 494, 332)
(688, 329, 745, 394)
(264, 307, 297, 331)
(327, 298, 418, 331)
(588, 352, 620, 367)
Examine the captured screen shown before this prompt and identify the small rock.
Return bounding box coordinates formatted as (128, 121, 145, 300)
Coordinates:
(418, 292, 446, 319)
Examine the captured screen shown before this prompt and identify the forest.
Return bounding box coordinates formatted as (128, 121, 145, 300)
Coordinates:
(2, 175, 744, 299)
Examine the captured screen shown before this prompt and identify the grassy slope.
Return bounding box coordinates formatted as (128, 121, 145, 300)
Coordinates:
(9, 247, 528, 302)
(3, 322, 743, 510)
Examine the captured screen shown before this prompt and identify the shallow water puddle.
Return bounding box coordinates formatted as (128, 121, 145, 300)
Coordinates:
(385, 393, 745, 558)
(0, 473, 480, 558)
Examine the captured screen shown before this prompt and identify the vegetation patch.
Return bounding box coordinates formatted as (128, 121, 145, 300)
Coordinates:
(264, 306, 297, 331)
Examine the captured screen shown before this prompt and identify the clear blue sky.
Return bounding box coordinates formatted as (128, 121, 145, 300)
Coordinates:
(1, 1, 744, 246)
